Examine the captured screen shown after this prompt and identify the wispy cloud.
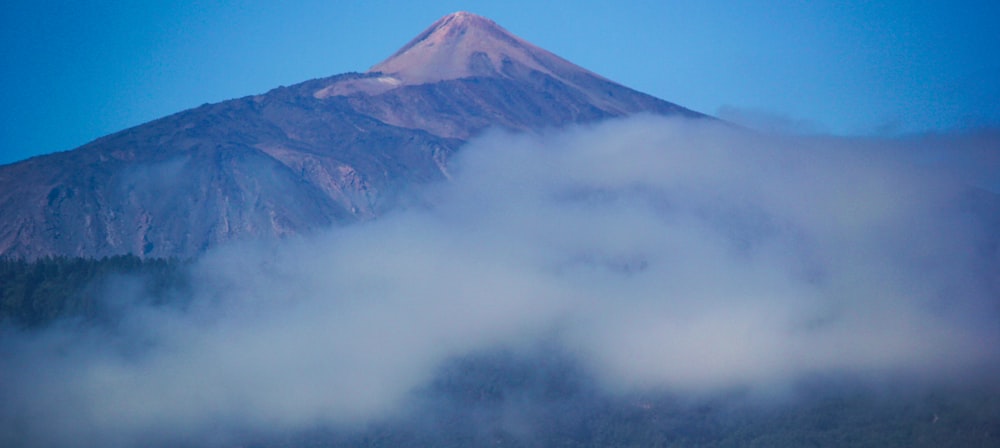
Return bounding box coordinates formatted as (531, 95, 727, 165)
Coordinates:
(2, 115, 998, 446)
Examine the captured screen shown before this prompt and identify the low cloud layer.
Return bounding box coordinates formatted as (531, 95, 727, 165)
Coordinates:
(2, 116, 999, 446)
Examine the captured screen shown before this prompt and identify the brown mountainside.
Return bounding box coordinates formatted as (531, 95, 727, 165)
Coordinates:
(0, 12, 705, 259)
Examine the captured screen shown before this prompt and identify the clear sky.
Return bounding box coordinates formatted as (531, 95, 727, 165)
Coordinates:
(1, 0, 998, 165)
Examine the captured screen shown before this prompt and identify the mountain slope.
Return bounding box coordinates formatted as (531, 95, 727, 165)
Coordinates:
(0, 12, 705, 259)
(319, 11, 700, 139)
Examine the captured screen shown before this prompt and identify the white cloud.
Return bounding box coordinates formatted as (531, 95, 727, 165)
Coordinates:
(2, 115, 998, 446)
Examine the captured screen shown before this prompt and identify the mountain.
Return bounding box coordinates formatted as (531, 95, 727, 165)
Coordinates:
(0, 12, 705, 260)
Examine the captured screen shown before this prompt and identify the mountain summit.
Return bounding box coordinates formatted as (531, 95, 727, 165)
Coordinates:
(0, 12, 705, 259)
(368, 11, 604, 86)
(312, 11, 700, 140)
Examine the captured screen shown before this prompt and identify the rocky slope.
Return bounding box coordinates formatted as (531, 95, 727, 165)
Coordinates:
(0, 12, 704, 259)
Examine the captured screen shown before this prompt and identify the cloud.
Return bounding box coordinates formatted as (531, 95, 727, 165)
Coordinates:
(716, 105, 827, 135)
(2, 115, 998, 446)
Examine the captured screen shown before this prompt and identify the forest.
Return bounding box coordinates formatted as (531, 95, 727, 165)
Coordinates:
(0, 255, 189, 328)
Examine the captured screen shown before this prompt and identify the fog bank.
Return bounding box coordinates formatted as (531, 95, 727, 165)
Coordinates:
(2, 116, 998, 446)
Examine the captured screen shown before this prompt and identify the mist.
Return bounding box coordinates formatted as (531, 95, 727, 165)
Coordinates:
(2, 116, 998, 446)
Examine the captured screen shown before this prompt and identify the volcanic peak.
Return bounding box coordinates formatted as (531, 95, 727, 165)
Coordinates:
(381, 11, 512, 61)
(311, 11, 689, 129)
(314, 11, 611, 99)
(362, 11, 605, 87)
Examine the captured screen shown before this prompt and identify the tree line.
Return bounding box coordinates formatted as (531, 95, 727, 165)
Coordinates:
(0, 255, 189, 328)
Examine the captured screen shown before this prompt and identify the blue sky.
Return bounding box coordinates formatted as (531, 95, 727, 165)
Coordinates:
(1, 0, 998, 165)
